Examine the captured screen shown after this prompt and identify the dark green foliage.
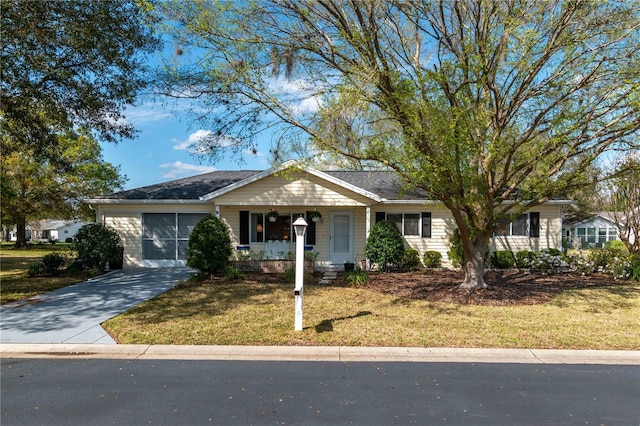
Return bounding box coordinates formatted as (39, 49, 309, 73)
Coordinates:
(447, 229, 464, 268)
(365, 220, 405, 272)
(186, 215, 232, 276)
(491, 250, 516, 269)
(65, 237, 73, 243)
(423, 251, 442, 268)
(545, 248, 565, 259)
(630, 254, 640, 281)
(27, 262, 44, 277)
(399, 248, 422, 270)
(515, 250, 536, 268)
(40, 252, 67, 274)
(74, 223, 122, 270)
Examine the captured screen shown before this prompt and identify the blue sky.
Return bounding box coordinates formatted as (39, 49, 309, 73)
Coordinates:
(99, 98, 272, 191)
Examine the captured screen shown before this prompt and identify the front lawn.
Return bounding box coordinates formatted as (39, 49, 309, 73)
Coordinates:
(104, 271, 640, 349)
(0, 244, 88, 304)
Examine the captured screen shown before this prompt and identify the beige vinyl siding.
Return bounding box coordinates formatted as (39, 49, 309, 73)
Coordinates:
(491, 205, 562, 253)
(98, 204, 215, 267)
(371, 206, 457, 267)
(103, 211, 143, 267)
(215, 173, 373, 207)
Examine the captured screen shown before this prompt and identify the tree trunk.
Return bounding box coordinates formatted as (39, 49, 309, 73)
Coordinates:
(459, 237, 489, 289)
(14, 216, 28, 248)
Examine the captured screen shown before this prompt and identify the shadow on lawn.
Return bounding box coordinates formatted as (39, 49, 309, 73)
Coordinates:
(314, 310, 372, 333)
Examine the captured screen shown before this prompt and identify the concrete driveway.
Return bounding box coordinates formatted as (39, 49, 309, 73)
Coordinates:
(0, 268, 193, 344)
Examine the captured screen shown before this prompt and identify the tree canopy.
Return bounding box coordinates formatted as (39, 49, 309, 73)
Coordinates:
(1, 129, 126, 247)
(156, 0, 640, 288)
(0, 0, 160, 161)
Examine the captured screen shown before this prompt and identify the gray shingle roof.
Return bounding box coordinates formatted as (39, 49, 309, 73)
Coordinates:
(97, 168, 427, 201)
(100, 170, 262, 200)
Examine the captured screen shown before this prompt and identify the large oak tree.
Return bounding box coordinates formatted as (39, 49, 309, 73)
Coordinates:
(157, 0, 640, 288)
(1, 0, 160, 161)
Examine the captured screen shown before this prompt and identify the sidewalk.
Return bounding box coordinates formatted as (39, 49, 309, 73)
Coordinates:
(1, 344, 638, 364)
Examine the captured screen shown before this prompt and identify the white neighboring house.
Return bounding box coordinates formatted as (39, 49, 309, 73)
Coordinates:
(562, 213, 622, 249)
(29, 219, 87, 242)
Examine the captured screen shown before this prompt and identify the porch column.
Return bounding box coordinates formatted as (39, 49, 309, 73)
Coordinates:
(365, 206, 371, 238)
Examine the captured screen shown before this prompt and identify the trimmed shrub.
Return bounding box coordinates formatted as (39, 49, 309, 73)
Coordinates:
(604, 240, 629, 255)
(74, 223, 122, 271)
(65, 237, 73, 243)
(423, 251, 442, 268)
(545, 247, 565, 259)
(365, 220, 405, 272)
(40, 252, 67, 274)
(186, 214, 232, 276)
(399, 249, 421, 270)
(515, 250, 536, 268)
(491, 250, 515, 269)
(27, 262, 44, 277)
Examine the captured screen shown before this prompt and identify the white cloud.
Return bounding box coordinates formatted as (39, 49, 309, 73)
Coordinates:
(172, 129, 214, 150)
(159, 161, 216, 179)
(269, 77, 324, 114)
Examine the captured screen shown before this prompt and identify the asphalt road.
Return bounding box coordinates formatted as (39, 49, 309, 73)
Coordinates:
(2, 359, 638, 425)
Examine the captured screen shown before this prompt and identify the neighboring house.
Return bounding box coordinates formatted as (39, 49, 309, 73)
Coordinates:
(562, 213, 622, 249)
(30, 219, 87, 242)
(84, 162, 570, 269)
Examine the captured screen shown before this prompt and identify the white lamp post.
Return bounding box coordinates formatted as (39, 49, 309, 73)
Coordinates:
(292, 216, 308, 331)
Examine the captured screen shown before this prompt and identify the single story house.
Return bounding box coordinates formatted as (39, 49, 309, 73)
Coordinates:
(562, 213, 622, 249)
(31, 219, 87, 242)
(84, 161, 570, 269)
(8, 219, 86, 242)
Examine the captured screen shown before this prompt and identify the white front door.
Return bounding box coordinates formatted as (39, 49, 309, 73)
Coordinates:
(329, 211, 354, 265)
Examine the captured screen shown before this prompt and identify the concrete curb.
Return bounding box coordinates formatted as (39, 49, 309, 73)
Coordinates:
(1, 344, 638, 364)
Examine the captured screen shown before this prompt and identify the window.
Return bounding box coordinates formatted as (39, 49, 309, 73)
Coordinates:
(496, 212, 540, 237)
(587, 228, 596, 243)
(142, 213, 208, 260)
(383, 212, 431, 238)
(250, 212, 304, 242)
(598, 228, 607, 242)
(608, 228, 617, 241)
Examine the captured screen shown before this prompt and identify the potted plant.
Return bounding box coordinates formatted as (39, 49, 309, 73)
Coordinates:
(344, 260, 355, 271)
(309, 209, 322, 222)
(267, 209, 279, 222)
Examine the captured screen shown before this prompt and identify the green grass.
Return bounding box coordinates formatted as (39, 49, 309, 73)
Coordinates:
(0, 244, 88, 304)
(104, 277, 640, 350)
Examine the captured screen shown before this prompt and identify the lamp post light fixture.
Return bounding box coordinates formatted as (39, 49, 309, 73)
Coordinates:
(292, 216, 308, 331)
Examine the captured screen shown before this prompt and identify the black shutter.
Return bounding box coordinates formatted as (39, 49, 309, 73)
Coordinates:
(375, 212, 386, 223)
(422, 212, 432, 238)
(529, 212, 540, 237)
(305, 211, 316, 245)
(239, 211, 250, 244)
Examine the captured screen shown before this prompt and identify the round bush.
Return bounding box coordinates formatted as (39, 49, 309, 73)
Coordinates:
(399, 248, 422, 270)
(491, 250, 516, 269)
(40, 252, 67, 274)
(186, 214, 232, 275)
(74, 223, 122, 271)
(423, 251, 442, 268)
(365, 220, 405, 272)
(515, 250, 536, 268)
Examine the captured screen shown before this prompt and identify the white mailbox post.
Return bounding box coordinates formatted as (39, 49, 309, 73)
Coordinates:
(293, 216, 308, 331)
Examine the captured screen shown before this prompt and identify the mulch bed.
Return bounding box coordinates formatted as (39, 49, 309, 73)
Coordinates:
(332, 269, 625, 306)
(198, 269, 628, 307)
